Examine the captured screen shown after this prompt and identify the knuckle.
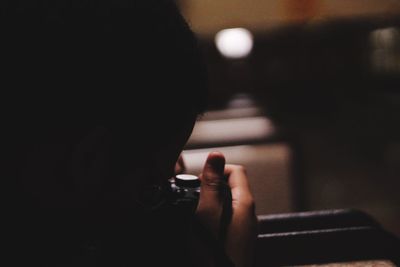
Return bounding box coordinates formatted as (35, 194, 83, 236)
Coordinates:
(203, 182, 221, 192)
(202, 177, 226, 191)
(203, 173, 221, 184)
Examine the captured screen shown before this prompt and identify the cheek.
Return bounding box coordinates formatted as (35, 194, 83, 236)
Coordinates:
(155, 117, 196, 179)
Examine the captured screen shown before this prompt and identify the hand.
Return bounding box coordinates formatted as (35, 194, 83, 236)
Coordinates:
(174, 154, 186, 175)
(196, 152, 258, 267)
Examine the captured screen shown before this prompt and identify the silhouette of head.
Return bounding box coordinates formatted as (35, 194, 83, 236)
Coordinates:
(2, 0, 207, 208)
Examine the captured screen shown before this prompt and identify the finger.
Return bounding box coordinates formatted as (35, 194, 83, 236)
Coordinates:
(223, 165, 257, 267)
(199, 151, 226, 201)
(196, 151, 226, 236)
(174, 154, 186, 174)
(224, 164, 254, 209)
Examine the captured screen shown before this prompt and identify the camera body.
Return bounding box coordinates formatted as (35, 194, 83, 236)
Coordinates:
(168, 174, 233, 237)
(168, 174, 201, 213)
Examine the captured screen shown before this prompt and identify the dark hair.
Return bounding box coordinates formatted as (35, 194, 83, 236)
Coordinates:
(2, 3, 210, 266)
(2, 0, 208, 206)
(2, 0, 207, 128)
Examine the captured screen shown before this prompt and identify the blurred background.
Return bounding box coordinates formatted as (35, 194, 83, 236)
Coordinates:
(175, 0, 400, 237)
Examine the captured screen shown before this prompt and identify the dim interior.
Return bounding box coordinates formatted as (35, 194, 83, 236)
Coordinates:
(176, 0, 400, 238)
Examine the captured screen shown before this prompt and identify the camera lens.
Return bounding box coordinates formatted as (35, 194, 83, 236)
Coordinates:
(169, 174, 200, 213)
(175, 174, 200, 188)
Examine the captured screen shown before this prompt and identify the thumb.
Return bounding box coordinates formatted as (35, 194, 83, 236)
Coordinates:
(196, 152, 226, 237)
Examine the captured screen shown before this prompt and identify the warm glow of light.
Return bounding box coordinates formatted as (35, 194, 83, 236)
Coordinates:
(175, 174, 198, 181)
(187, 116, 275, 148)
(215, 28, 254, 59)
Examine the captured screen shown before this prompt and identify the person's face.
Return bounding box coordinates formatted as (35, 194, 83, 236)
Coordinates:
(124, 112, 198, 191)
(152, 113, 197, 183)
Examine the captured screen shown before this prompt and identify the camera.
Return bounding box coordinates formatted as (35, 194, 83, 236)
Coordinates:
(168, 174, 200, 213)
(168, 174, 233, 237)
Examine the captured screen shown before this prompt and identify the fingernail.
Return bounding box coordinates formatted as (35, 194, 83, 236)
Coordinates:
(205, 152, 225, 175)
